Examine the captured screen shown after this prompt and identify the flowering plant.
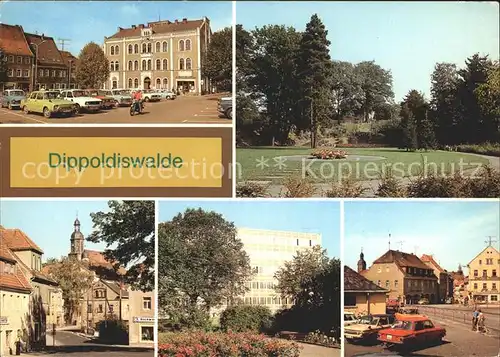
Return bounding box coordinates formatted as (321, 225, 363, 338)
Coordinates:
(311, 149, 347, 160)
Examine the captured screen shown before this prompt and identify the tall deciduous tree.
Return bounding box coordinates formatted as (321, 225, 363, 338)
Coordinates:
(474, 61, 500, 143)
(87, 200, 155, 292)
(76, 42, 109, 89)
(236, 24, 254, 91)
(203, 27, 232, 92)
(0, 48, 8, 88)
(354, 61, 394, 122)
(44, 257, 94, 323)
(297, 14, 333, 148)
(331, 61, 363, 121)
(158, 209, 252, 326)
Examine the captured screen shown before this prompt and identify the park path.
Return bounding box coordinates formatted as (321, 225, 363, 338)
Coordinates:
(262, 153, 499, 198)
(298, 343, 340, 357)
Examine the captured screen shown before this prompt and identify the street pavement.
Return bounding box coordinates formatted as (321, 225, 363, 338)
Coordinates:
(344, 317, 500, 357)
(0, 94, 231, 124)
(26, 331, 153, 356)
(299, 343, 340, 357)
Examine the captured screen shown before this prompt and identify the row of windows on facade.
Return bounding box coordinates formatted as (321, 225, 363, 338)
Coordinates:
(117, 77, 171, 89)
(473, 269, 498, 278)
(109, 39, 193, 56)
(223, 296, 293, 306)
(110, 58, 193, 72)
(377, 279, 436, 289)
(244, 281, 277, 290)
(87, 297, 152, 313)
(476, 258, 499, 265)
(6, 55, 31, 64)
(472, 282, 498, 291)
(7, 68, 69, 78)
(376, 266, 433, 277)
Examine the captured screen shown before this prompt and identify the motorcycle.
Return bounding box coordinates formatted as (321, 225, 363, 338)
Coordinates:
(129, 100, 144, 116)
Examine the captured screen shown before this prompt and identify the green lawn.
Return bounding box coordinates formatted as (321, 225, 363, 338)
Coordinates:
(236, 147, 491, 183)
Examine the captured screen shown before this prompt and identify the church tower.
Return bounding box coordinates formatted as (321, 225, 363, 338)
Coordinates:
(69, 217, 85, 261)
(357, 249, 367, 272)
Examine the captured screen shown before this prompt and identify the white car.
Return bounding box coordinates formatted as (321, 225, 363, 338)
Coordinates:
(59, 89, 102, 113)
(142, 90, 162, 102)
(160, 90, 176, 100)
(344, 312, 358, 326)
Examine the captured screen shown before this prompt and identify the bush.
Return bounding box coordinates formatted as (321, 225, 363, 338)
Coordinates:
(280, 176, 317, 198)
(311, 149, 347, 159)
(236, 182, 269, 198)
(158, 331, 301, 357)
(376, 169, 408, 197)
(96, 319, 128, 344)
(304, 330, 337, 347)
(324, 178, 365, 198)
(454, 143, 500, 157)
(220, 305, 273, 333)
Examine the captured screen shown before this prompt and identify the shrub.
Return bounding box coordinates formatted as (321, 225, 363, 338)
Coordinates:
(158, 331, 301, 357)
(96, 319, 128, 344)
(376, 169, 408, 197)
(236, 182, 269, 198)
(280, 176, 317, 198)
(220, 305, 273, 333)
(304, 330, 337, 347)
(325, 178, 365, 198)
(454, 143, 500, 157)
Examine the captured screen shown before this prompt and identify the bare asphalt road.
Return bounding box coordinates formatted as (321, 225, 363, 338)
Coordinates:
(344, 317, 500, 357)
(0, 94, 231, 124)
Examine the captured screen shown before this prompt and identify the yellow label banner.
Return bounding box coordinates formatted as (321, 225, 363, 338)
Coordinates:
(10, 137, 223, 188)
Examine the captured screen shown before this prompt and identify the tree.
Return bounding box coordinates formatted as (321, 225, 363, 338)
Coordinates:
(87, 200, 155, 291)
(399, 90, 435, 150)
(0, 48, 8, 89)
(76, 42, 109, 89)
(354, 61, 394, 122)
(44, 257, 94, 323)
(331, 61, 363, 121)
(400, 102, 418, 151)
(158, 208, 252, 326)
(296, 14, 333, 148)
(203, 27, 232, 92)
(236, 24, 254, 91)
(474, 61, 500, 143)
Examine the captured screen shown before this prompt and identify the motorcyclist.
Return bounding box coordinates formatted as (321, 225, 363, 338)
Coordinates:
(133, 89, 143, 112)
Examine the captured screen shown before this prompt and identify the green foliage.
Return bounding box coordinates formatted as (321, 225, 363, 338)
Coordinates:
(236, 181, 269, 198)
(75, 42, 109, 89)
(96, 319, 128, 344)
(331, 61, 363, 120)
(455, 143, 500, 157)
(0, 48, 8, 86)
(203, 27, 232, 92)
(220, 305, 272, 333)
(400, 90, 436, 150)
(325, 179, 365, 198)
(158, 209, 252, 329)
(376, 169, 408, 197)
(87, 200, 155, 292)
(44, 257, 94, 323)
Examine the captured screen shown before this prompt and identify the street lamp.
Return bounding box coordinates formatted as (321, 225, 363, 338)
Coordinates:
(30, 37, 46, 91)
(68, 59, 73, 89)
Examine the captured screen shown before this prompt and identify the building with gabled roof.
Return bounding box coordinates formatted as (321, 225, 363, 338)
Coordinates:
(345, 265, 388, 315)
(361, 249, 439, 304)
(421, 254, 453, 303)
(467, 243, 499, 303)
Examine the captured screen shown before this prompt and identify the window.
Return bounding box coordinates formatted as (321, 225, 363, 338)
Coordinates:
(9, 55, 14, 63)
(156, 59, 161, 70)
(474, 283, 478, 290)
(185, 39, 191, 51)
(483, 283, 487, 290)
(162, 59, 168, 71)
(134, 78, 139, 88)
(115, 45, 119, 55)
(134, 61, 139, 71)
(23, 70, 29, 77)
(423, 320, 434, 329)
(110, 46, 115, 55)
(140, 326, 154, 342)
(186, 58, 192, 70)
(486, 259, 493, 265)
(128, 78, 133, 88)
(7, 69, 13, 77)
(147, 43, 152, 53)
(156, 78, 161, 87)
(16, 69, 21, 77)
(128, 44, 133, 54)
(142, 43, 147, 53)
(479, 260, 482, 265)
(493, 270, 497, 277)
(142, 60, 146, 71)
(87, 303, 92, 311)
(143, 297, 152, 310)
(134, 44, 139, 54)
(155, 42, 160, 52)
(162, 41, 168, 52)
(109, 304, 114, 313)
(36, 92, 44, 100)
(492, 295, 498, 302)
(163, 78, 168, 89)
(17, 56, 22, 63)
(345, 294, 356, 307)
(112, 78, 117, 89)
(98, 304, 103, 313)
(385, 280, 390, 288)
(493, 283, 497, 290)
(115, 62, 119, 71)
(25, 57, 30, 64)
(179, 40, 185, 51)
(147, 59, 151, 71)
(128, 61, 133, 71)
(110, 62, 115, 71)
(483, 270, 487, 277)
(52, 70, 56, 77)
(474, 270, 478, 277)
(394, 280, 399, 288)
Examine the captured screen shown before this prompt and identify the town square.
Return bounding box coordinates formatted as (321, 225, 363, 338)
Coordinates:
(343, 200, 500, 356)
(0, 200, 154, 356)
(0, 1, 232, 124)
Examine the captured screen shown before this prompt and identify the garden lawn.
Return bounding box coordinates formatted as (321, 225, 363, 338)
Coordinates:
(236, 147, 491, 184)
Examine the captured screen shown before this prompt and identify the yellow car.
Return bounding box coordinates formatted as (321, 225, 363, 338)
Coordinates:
(22, 90, 76, 118)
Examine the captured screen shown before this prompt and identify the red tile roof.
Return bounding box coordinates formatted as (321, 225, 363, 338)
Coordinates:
(24, 33, 65, 67)
(421, 254, 445, 273)
(84, 249, 126, 275)
(107, 19, 205, 39)
(0, 226, 44, 254)
(344, 266, 388, 292)
(60, 50, 78, 66)
(0, 24, 33, 56)
(373, 250, 430, 270)
(0, 245, 32, 293)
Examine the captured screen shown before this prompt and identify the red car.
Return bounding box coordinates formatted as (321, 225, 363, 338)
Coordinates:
(378, 314, 446, 350)
(85, 89, 117, 109)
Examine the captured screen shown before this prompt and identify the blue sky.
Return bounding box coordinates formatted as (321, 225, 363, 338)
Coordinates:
(0, 1, 232, 55)
(159, 200, 340, 258)
(237, 1, 500, 101)
(0, 200, 114, 261)
(344, 201, 500, 274)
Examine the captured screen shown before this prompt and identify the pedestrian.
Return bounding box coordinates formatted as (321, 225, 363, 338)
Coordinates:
(477, 309, 485, 333)
(472, 308, 479, 331)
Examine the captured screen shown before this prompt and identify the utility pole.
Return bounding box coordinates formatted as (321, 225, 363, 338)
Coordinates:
(57, 38, 71, 51)
(485, 236, 497, 247)
(388, 233, 391, 250)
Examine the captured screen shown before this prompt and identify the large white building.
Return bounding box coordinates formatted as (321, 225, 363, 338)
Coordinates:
(231, 228, 322, 313)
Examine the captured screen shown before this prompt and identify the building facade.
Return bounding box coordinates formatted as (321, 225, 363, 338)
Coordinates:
(128, 290, 154, 346)
(344, 266, 388, 315)
(421, 254, 453, 303)
(0, 24, 34, 91)
(60, 51, 78, 89)
(103, 17, 211, 94)
(467, 244, 500, 303)
(360, 249, 439, 304)
(233, 228, 321, 313)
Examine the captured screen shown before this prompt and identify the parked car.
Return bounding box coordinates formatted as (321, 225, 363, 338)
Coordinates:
(377, 314, 446, 351)
(103, 89, 133, 107)
(142, 89, 162, 102)
(59, 89, 102, 113)
(345, 314, 395, 344)
(386, 299, 400, 313)
(344, 312, 358, 326)
(85, 89, 117, 109)
(398, 307, 419, 314)
(218, 96, 232, 119)
(418, 298, 429, 305)
(160, 90, 177, 100)
(21, 91, 75, 118)
(1, 89, 26, 110)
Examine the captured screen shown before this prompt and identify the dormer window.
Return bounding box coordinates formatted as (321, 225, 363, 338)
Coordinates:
(1, 261, 15, 274)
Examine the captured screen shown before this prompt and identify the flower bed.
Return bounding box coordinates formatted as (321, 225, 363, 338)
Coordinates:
(311, 149, 347, 160)
(158, 331, 301, 357)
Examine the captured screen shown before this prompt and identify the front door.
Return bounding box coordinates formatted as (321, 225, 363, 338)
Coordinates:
(144, 77, 151, 90)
